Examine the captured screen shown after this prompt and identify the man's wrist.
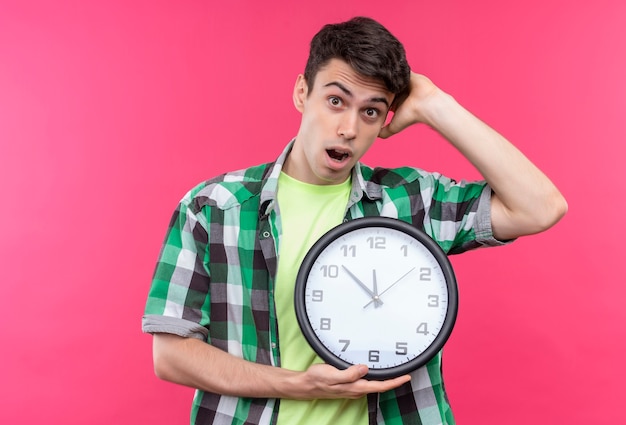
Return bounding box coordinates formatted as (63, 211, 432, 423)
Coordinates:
(418, 90, 457, 130)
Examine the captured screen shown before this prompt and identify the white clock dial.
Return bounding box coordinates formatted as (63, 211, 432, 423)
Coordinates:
(295, 217, 457, 379)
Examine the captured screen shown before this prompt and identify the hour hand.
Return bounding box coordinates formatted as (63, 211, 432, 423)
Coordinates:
(341, 266, 383, 307)
(371, 269, 382, 308)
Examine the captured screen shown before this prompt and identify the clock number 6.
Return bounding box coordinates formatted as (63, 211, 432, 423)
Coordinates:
(368, 350, 380, 363)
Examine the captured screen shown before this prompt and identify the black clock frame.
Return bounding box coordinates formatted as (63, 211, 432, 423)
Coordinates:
(294, 216, 459, 380)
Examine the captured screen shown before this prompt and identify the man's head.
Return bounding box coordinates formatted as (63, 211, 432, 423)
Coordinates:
(284, 17, 411, 186)
(303, 17, 411, 108)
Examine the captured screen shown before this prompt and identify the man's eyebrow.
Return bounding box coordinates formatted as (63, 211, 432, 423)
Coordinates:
(324, 81, 390, 108)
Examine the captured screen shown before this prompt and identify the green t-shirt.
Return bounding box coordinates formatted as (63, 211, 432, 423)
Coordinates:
(275, 172, 367, 425)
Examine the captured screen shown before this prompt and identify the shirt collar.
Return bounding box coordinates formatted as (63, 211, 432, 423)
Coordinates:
(259, 140, 383, 216)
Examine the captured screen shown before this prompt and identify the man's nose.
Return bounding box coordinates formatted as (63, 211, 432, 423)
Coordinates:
(337, 112, 358, 140)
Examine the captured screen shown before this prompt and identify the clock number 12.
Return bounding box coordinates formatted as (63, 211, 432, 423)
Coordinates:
(367, 236, 386, 249)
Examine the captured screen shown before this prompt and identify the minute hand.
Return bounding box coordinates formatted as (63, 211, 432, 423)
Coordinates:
(342, 266, 383, 306)
(363, 267, 416, 308)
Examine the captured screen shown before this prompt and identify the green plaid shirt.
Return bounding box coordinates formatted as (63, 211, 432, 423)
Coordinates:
(143, 141, 507, 424)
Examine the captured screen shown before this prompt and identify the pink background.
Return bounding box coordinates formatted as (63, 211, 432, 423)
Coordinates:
(1, 1, 624, 423)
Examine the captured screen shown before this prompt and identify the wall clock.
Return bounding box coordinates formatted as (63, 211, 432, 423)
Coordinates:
(294, 217, 458, 379)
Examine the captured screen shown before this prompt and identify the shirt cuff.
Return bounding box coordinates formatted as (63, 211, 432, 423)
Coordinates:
(142, 314, 208, 340)
(475, 185, 515, 247)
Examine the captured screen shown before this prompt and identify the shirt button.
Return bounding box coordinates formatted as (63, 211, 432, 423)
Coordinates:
(271, 342, 277, 349)
(262, 231, 270, 238)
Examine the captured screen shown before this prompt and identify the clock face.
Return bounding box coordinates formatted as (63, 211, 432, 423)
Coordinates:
(295, 217, 458, 380)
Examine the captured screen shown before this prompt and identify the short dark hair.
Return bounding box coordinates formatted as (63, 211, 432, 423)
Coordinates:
(304, 17, 411, 105)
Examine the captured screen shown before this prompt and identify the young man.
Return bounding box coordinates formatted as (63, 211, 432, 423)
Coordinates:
(142, 17, 567, 424)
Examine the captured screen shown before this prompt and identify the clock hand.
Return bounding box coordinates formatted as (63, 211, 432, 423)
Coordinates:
(342, 266, 383, 306)
(371, 269, 382, 308)
(363, 267, 416, 308)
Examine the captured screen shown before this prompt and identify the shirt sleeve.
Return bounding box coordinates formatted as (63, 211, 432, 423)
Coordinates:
(142, 193, 211, 340)
(426, 174, 512, 255)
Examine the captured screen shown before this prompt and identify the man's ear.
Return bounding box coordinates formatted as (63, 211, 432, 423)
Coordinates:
(293, 74, 307, 113)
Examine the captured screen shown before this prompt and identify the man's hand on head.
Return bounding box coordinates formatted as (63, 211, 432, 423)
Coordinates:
(379, 73, 442, 139)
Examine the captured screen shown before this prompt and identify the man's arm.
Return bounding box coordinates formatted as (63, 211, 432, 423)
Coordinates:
(380, 73, 567, 240)
(152, 333, 410, 399)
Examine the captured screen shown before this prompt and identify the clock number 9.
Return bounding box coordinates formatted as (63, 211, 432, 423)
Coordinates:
(311, 290, 323, 302)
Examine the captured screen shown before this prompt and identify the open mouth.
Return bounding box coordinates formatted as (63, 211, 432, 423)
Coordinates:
(326, 149, 350, 162)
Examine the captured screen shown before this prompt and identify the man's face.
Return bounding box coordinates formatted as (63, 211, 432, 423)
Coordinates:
(284, 59, 394, 185)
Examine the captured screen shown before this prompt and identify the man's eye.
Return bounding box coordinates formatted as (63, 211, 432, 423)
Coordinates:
(365, 108, 379, 118)
(329, 96, 342, 107)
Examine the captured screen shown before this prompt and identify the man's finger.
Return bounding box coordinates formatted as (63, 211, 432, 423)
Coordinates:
(379, 123, 397, 139)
